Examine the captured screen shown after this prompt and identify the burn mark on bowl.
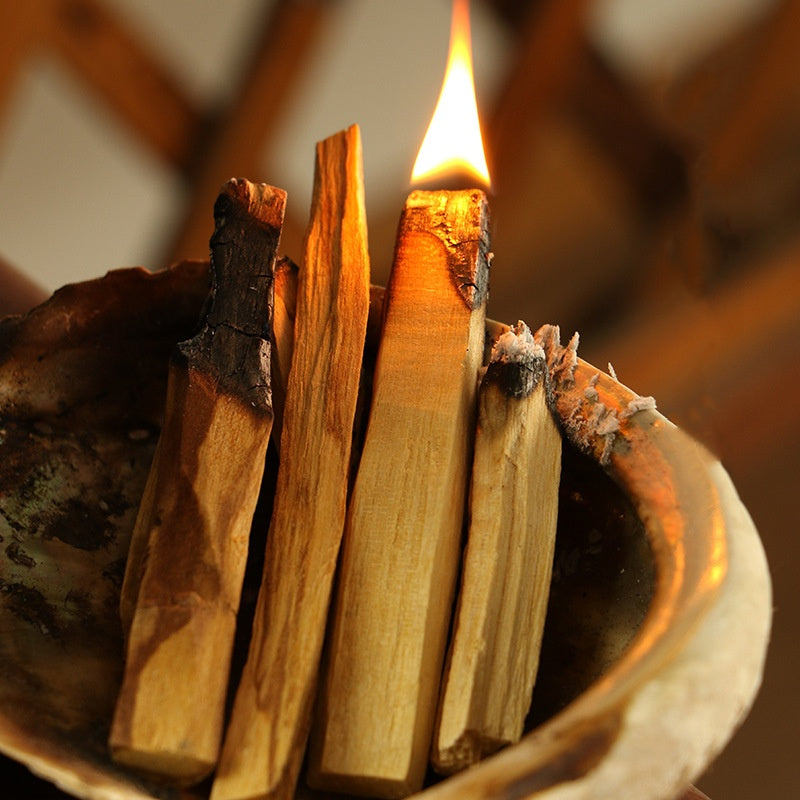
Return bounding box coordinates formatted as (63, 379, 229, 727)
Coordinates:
(38, 495, 126, 552)
(5, 540, 35, 568)
(0, 579, 60, 639)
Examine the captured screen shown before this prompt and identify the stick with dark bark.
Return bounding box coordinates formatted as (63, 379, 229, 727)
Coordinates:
(110, 179, 285, 784)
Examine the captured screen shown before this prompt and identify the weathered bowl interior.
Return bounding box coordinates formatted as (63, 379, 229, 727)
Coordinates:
(0, 264, 770, 800)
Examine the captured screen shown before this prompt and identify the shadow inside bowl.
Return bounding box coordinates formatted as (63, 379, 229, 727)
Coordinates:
(4, 265, 762, 800)
(526, 442, 654, 730)
(0, 371, 656, 800)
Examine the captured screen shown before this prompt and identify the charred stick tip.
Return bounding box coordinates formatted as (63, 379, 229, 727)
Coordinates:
(484, 321, 546, 398)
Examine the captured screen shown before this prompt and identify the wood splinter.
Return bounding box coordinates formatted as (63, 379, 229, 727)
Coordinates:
(109, 179, 286, 783)
(432, 320, 562, 774)
(210, 124, 370, 800)
(308, 188, 490, 799)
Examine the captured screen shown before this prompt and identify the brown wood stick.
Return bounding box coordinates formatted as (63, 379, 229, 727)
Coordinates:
(307, 188, 490, 799)
(118, 256, 298, 639)
(269, 255, 298, 449)
(109, 179, 286, 783)
(210, 125, 370, 800)
(432, 321, 562, 774)
(118, 254, 297, 638)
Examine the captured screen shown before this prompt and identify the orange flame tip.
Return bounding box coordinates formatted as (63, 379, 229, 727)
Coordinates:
(411, 0, 491, 190)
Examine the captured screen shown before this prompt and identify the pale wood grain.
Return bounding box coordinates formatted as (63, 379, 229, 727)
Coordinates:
(307, 189, 490, 799)
(210, 125, 370, 800)
(269, 256, 298, 449)
(432, 322, 562, 774)
(109, 180, 285, 783)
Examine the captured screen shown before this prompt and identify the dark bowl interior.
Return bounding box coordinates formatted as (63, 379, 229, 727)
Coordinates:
(0, 264, 655, 800)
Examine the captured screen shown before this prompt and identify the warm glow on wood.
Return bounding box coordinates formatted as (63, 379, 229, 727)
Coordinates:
(411, 0, 491, 188)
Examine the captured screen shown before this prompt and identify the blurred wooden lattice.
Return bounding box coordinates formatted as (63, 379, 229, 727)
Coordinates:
(0, 2, 798, 798)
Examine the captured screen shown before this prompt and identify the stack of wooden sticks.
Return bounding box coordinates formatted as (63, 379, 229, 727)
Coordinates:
(108, 123, 562, 800)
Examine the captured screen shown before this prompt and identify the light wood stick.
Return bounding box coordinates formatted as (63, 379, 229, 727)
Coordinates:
(268, 255, 298, 449)
(109, 179, 286, 783)
(432, 321, 562, 774)
(210, 124, 370, 800)
(118, 255, 298, 639)
(307, 188, 490, 799)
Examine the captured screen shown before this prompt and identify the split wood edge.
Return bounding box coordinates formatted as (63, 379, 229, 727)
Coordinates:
(210, 124, 370, 800)
(307, 188, 491, 799)
(432, 321, 562, 774)
(112, 184, 566, 797)
(109, 179, 286, 783)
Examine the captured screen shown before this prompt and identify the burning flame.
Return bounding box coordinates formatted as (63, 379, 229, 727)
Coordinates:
(411, 0, 491, 189)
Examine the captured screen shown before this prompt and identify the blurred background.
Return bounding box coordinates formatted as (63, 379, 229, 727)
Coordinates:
(0, 1, 797, 797)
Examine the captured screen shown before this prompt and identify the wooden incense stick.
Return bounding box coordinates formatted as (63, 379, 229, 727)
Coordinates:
(118, 258, 296, 640)
(210, 124, 370, 800)
(308, 188, 490, 799)
(269, 255, 298, 449)
(432, 320, 562, 774)
(109, 179, 286, 783)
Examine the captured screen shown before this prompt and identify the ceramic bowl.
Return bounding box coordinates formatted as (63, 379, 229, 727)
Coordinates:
(0, 265, 771, 800)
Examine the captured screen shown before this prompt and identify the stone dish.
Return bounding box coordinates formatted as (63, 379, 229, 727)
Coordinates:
(0, 265, 771, 799)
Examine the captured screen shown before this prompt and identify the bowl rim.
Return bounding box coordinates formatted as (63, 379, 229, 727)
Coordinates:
(413, 335, 772, 799)
(0, 273, 773, 800)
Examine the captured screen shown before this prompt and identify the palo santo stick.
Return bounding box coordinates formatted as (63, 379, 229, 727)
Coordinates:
(210, 124, 370, 800)
(308, 188, 490, 799)
(432, 321, 562, 774)
(119, 256, 296, 640)
(110, 179, 286, 783)
(269, 255, 298, 449)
